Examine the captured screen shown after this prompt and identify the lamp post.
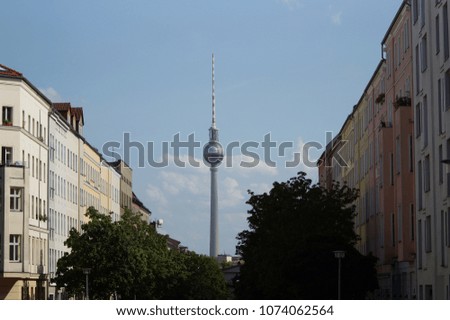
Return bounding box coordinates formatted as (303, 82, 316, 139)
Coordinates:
(82, 268, 91, 300)
(333, 250, 345, 300)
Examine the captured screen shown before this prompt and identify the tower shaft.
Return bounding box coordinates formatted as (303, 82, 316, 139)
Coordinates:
(209, 166, 219, 257)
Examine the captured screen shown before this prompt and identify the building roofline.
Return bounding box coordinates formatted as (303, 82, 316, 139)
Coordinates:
(107, 159, 133, 171)
(381, 1, 408, 45)
(320, 59, 384, 163)
(356, 59, 385, 107)
(0, 64, 52, 106)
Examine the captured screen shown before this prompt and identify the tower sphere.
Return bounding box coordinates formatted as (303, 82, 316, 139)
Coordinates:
(203, 141, 224, 166)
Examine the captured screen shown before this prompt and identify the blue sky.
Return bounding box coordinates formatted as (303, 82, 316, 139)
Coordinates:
(2, 0, 402, 255)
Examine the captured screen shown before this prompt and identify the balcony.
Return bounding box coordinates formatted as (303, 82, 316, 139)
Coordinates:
(0, 160, 26, 168)
(394, 96, 411, 108)
(375, 93, 385, 104)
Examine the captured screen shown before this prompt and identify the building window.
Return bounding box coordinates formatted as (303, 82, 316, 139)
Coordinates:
(447, 209, 450, 248)
(421, 35, 428, 72)
(392, 213, 396, 247)
(386, 50, 391, 77)
(415, 45, 421, 93)
(413, 0, 419, 24)
(394, 40, 399, 67)
(416, 102, 422, 137)
(31, 196, 34, 219)
(418, 219, 423, 269)
(446, 70, 450, 110)
(437, 14, 441, 54)
(2, 106, 13, 125)
(9, 235, 21, 262)
(2, 147, 12, 165)
(405, 19, 410, 50)
(425, 215, 432, 253)
(396, 136, 401, 174)
(421, 0, 426, 27)
(10, 188, 22, 211)
(49, 134, 54, 162)
(438, 79, 445, 133)
(388, 100, 393, 126)
(441, 210, 448, 266)
(447, 139, 450, 197)
(440, 145, 444, 184)
(424, 155, 431, 192)
(444, 3, 449, 60)
(411, 204, 415, 241)
(418, 160, 423, 210)
(425, 285, 433, 300)
(390, 153, 394, 186)
(409, 135, 414, 172)
(424, 96, 429, 148)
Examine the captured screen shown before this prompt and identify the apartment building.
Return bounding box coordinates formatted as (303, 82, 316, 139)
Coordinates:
(382, 3, 416, 299)
(0, 62, 149, 299)
(318, 2, 416, 299)
(411, 0, 450, 299)
(102, 160, 121, 221)
(48, 103, 83, 299)
(132, 192, 152, 224)
(108, 159, 133, 215)
(0, 64, 50, 299)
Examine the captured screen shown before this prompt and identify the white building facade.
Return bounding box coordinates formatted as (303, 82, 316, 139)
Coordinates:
(48, 104, 82, 299)
(0, 65, 50, 299)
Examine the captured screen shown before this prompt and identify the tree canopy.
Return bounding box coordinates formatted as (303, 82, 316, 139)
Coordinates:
(235, 172, 378, 299)
(55, 207, 229, 299)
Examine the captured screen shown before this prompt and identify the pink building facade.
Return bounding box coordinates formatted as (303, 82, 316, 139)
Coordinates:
(318, 3, 415, 298)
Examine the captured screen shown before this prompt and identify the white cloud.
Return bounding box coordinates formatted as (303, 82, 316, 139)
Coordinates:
(331, 11, 343, 26)
(328, 5, 343, 26)
(221, 177, 245, 208)
(248, 182, 272, 194)
(146, 184, 169, 208)
(278, 0, 302, 10)
(160, 170, 209, 196)
(223, 154, 278, 178)
(39, 87, 62, 102)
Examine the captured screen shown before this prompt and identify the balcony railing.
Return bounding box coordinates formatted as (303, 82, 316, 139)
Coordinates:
(0, 161, 27, 167)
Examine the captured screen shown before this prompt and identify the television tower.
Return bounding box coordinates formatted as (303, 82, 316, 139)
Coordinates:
(203, 54, 224, 257)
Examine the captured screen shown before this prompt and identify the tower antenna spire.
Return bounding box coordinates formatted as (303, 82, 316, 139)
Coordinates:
(212, 53, 216, 129)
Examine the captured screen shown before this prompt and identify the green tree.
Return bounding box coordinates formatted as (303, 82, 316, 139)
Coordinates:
(55, 207, 168, 299)
(55, 207, 230, 299)
(235, 172, 378, 299)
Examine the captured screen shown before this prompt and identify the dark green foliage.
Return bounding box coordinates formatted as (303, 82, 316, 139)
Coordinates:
(236, 172, 378, 299)
(55, 207, 229, 299)
(161, 252, 230, 299)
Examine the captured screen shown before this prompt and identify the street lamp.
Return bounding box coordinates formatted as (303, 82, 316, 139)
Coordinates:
(333, 250, 345, 300)
(82, 268, 91, 300)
